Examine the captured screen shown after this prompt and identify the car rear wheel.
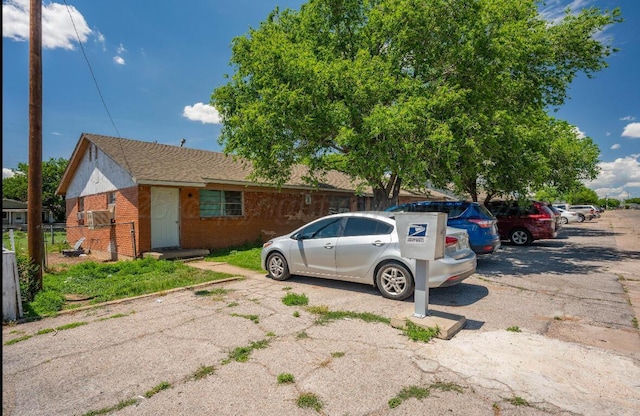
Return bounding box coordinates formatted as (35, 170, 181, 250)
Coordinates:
(509, 229, 532, 246)
(266, 252, 291, 281)
(375, 262, 414, 301)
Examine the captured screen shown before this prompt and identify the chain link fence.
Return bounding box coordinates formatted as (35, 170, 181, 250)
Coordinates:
(3, 222, 137, 270)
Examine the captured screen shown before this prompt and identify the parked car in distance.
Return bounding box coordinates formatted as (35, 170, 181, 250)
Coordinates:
(568, 204, 600, 222)
(385, 201, 501, 255)
(544, 204, 563, 231)
(485, 200, 558, 246)
(556, 208, 581, 224)
(261, 211, 477, 300)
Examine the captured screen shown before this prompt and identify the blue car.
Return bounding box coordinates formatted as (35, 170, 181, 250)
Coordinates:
(385, 201, 501, 255)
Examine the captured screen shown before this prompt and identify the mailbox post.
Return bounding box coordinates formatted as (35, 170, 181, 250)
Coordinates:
(394, 212, 447, 318)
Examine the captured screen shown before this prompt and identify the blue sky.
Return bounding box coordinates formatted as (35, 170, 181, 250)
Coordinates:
(3, 0, 639, 201)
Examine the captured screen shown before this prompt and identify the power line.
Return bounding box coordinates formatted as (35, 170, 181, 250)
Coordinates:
(63, 0, 121, 138)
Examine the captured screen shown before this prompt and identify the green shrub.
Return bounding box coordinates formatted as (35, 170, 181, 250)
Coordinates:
(31, 290, 65, 316)
(16, 254, 41, 302)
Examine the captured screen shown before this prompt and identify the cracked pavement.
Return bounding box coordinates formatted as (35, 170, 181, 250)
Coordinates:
(3, 210, 639, 415)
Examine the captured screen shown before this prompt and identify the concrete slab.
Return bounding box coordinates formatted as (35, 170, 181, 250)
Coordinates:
(143, 248, 209, 260)
(390, 308, 466, 340)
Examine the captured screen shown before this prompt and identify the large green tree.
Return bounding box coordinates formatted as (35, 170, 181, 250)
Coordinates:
(211, 0, 620, 208)
(2, 158, 69, 222)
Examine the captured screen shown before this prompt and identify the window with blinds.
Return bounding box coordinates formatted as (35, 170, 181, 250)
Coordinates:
(199, 190, 243, 217)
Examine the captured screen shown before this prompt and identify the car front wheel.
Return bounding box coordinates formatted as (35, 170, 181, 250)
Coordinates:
(509, 229, 532, 246)
(266, 252, 291, 281)
(577, 214, 585, 222)
(375, 262, 414, 301)
(561, 217, 568, 225)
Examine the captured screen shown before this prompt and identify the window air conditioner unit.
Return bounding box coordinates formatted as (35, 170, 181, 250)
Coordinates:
(77, 212, 85, 221)
(87, 210, 113, 230)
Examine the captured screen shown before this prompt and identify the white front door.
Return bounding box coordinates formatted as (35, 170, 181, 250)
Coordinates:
(151, 187, 180, 249)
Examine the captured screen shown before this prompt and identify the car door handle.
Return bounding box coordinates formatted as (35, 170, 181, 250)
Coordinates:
(372, 240, 385, 247)
(324, 243, 334, 249)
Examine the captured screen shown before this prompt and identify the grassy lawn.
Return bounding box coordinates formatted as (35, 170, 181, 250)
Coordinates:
(206, 242, 263, 271)
(16, 243, 265, 319)
(3, 229, 71, 254)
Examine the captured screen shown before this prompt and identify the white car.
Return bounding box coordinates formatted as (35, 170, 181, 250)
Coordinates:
(557, 208, 580, 224)
(261, 211, 477, 300)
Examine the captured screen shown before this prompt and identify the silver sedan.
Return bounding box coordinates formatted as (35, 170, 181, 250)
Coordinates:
(261, 212, 477, 300)
(557, 208, 581, 224)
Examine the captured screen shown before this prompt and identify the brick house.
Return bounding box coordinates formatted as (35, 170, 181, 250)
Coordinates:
(56, 133, 449, 260)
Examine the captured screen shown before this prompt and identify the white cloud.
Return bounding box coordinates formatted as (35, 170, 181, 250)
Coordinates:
(573, 126, 586, 139)
(113, 56, 125, 65)
(183, 103, 222, 124)
(2, 0, 92, 50)
(622, 123, 640, 138)
(3, 168, 15, 179)
(585, 154, 640, 199)
(620, 116, 636, 121)
(117, 43, 126, 54)
(610, 144, 620, 150)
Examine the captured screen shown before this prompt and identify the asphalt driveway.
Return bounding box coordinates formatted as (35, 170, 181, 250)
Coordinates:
(3, 211, 639, 416)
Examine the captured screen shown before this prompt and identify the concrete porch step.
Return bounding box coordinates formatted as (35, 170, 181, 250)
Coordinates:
(143, 248, 210, 260)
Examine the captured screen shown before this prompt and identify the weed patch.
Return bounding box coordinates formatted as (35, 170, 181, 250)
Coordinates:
(389, 385, 430, 408)
(231, 313, 260, 324)
(402, 320, 440, 342)
(192, 365, 215, 380)
(277, 373, 295, 384)
(505, 396, 529, 406)
(282, 292, 308, 306)
(306, 305, 389, 325)
(297, 392, 323, 412)
(506, 326, 521, 332)
(225, 339, 270, 363)
(144, 382, 171, 398)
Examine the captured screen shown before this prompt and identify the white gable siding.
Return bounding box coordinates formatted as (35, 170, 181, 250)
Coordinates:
(66, 143, 135, 198)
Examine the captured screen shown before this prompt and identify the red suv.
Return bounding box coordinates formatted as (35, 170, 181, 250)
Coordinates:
(485, 200, 558, 246)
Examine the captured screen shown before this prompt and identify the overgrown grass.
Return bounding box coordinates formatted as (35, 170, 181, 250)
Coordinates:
(23, 257, 234, 318)
(306, 305, 390, 325)
(206, 241, 263, 271)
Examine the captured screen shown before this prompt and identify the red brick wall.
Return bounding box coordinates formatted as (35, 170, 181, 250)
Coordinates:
(65, 187, 140, 259)
(65, 183, 436, 258)
(178, 185, 355, 250)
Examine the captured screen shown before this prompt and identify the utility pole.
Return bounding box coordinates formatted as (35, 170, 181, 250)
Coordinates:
(28, 0, 44, 290)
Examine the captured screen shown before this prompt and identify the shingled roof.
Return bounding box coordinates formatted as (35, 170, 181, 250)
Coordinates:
(57, 133, 454, 200)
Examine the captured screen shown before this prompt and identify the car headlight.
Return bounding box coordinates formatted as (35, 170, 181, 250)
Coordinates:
(263, 240, 273, 248)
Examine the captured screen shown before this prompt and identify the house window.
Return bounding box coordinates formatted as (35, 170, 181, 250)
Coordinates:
(329, 196, 351, 214)
(78, 197, 84, 212)
(108, 192, 116, 205)
(199, 190, 243, 217)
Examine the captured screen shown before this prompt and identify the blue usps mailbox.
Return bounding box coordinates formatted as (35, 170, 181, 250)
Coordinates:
(395, 212, 447, 317)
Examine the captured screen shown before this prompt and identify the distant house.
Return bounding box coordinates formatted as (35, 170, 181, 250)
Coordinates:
(2, 198, 54, 231)
(56, 133, 452, 260)
(2, 199, 27, 229)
